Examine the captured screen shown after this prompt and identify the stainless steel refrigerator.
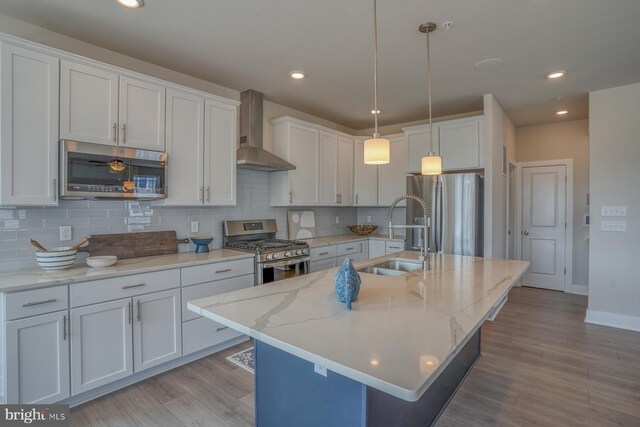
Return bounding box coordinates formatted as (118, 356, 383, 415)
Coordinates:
(406, 173, 484, 256)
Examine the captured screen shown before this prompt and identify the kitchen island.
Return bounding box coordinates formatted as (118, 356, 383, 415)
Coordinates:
(188, 252, 530, 426)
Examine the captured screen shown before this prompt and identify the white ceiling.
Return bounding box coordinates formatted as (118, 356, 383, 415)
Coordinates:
(1, 0, 639, 129)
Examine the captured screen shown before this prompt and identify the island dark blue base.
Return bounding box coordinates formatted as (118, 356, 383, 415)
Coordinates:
(254, 330, 481, 427)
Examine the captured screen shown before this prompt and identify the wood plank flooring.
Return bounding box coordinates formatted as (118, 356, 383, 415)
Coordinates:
(71, 287, 640, 426)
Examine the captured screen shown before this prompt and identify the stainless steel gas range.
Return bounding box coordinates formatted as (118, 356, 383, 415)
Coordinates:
(223, 219, 310, 286)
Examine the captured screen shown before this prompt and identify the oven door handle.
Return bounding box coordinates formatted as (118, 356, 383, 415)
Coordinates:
(259, 256, 310, 269)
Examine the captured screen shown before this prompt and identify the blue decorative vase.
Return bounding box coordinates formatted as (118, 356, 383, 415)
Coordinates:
(334, 258, 361, 310)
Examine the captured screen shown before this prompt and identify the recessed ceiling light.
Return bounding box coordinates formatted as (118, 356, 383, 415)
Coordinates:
(370, 109, 382, 114)
(473, 58, 504, 71)
(545, 70, 566, 79)
(556, 110, 568, 115)
(289, 71, 306, 80)
(117, 0, 144, 8)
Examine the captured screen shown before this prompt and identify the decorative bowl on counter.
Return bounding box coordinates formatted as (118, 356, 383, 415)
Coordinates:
(347, 225, 378, 237)
(191, 236, 214, 253)
(36, 247, 77, 271)
(86, 256, 118, 268)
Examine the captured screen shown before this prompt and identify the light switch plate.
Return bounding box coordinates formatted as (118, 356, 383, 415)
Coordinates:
(191, 221, 199, 233)
(335, 216, 340, 224)
(59, 225, 72, 242)
(367, 216, 372, 223)
(601, 220, 626, 232)
(314, 364, 327, 377)
(602, 206, 627, 217)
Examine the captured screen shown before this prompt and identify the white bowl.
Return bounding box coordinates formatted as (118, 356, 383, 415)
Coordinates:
(36, 247, 77, 270)
(86, 256, 117, 268)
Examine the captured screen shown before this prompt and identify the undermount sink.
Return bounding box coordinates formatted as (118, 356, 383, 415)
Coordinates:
(357, 258, 423, 276)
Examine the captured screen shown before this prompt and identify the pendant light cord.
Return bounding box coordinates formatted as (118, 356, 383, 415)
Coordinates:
(427, 28, 433, 153)
(373, 0, 380, 138)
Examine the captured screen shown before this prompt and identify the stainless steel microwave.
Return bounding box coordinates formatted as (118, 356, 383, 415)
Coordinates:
(60, 140, 168, 200)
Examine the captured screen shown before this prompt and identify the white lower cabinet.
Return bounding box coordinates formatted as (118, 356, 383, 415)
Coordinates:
(385, 241, 405, 255)
(133, 289, 181, 372)
(70, 299, 133, 395)
(369, 240, 386, 259)
(310, 258, 337, 273)
(5, 311, 70, 404)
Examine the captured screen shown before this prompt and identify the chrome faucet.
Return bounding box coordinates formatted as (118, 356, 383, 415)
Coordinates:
(388, 194, 430, 271)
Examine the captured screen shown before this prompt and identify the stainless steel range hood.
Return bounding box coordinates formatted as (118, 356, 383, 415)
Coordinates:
(237, 89, 295, 172)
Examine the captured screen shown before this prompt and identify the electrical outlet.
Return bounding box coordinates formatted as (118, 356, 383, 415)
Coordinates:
(191, 221, 199, 233)
(367, 216, 372, 224)
(601, 206, 627, 217)
(59, 225, 72, 242)
(335, 216, 340, 224)
(601, 220, 626, 232)
(314, 364, 327, 377)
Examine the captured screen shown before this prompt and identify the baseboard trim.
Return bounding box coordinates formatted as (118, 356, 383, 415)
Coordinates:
(585, 309, 640, 332)
(570, 284, 589, 296)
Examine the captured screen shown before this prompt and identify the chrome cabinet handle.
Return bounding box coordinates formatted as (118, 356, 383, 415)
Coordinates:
(289, 192, 293, 204)
(122, 283, 146, 290)
(113, 122, 117, 144)
(215, 268, 231, 274)
(53, 179, 57, 202)
(355, 194, 359, 205)
(63, 315, 67, 341)
(523, 231, 529, 236)
(127, 301, 132, 324)
(318, 252, 329, 256)
(216, 326, 228, 332)
(136, 300, 141, 322)
(388, 246, 401, 249)
(22, 298, 57, 308)
(206, 186, 210, 203)
(200, 187, 204, 202)
(121, 123, 126, 144)
(344, 247, 355, 251)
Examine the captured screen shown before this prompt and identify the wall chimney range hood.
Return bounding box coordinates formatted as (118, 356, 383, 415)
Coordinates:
(237, 89, 295, 172)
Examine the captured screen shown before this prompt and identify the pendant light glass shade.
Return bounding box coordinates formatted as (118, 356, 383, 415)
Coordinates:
(363, 0, 390, 165)
(421, 152, 442, 175)
(364, 137, 390, 164)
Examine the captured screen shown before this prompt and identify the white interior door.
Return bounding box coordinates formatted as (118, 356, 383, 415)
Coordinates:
(521, 165, 567, 291)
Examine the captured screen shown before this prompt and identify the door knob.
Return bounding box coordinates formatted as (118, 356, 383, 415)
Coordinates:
(523, 231, 529, 236)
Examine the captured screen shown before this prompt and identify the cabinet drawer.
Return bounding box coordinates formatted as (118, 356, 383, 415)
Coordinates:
(336, 242, 361, 257)
(181, 258, 254, 287)
(310, 258, 336, 273)
(310, 245, 337, 262)
(5, 286, 68, 321)
(70, 269, 180, 308)
(182, 317, 244, 356)
(182, 274, 254, 322)
(385, 241, 405, 254)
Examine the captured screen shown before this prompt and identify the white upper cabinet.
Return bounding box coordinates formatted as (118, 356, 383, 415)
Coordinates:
(405, 125, 439, 174)
(61, 61, 166, 151)
(337, 136, 354, 205)
(165, 89, 205, 205)
(378, 135, 408, 206)
(60, 61, 118, 145)
(118, 76, 165, 151)
(354, 138, 378, 206)
(437, 118, 481, 170)
(318, 131, 338, 205)
(204, 98, 237, 206)
(0, 43, 59, 206)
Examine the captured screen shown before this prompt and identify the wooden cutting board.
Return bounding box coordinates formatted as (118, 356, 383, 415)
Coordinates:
(83, 231, 189, 260)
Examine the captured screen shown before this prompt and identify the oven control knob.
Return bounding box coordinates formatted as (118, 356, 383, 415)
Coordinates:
(271, 253, 279, 259)
(266, 254, 273, 260)
(284, 251, 292, 257)
(295, 250, 303, 256)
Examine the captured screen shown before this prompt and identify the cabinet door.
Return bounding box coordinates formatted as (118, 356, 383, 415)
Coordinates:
(337, 136, 354, 205)
(318, 131, 338, 205)
(204, 98, 237, 206)
(6, 311, 70, 404)
(0, 44, 59, 206)
(354, 140, 378, 206)
(369, 240, 386, 259)
(119, 76, 166, 151)
(288, 123, 319, 205)
(406, 127, 438, 173)
(133, 289, 181, 372)
(70, 299, 133, 395)
(60, 61, 118, 145)
(438, 119, 480, 170)
(165, 89, 205, 205)
(378, 136, 407, 206)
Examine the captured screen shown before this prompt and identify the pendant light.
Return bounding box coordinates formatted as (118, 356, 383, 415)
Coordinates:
(420, 22, 442, 175)
(363, 0, 390, 165)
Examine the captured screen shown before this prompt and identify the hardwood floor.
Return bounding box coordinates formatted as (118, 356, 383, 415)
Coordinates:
(71, 287, 640, 426)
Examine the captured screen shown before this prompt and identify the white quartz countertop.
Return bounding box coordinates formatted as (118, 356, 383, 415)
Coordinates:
(303, 234, 404, 247)
(188, 252, 530, 402)
(0, 249, 253, 293)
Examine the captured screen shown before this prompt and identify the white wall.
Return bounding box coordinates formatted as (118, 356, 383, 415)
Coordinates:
(586, 83, 640, 331)
(483, 94, 514, 259)
(516, 120, 590, 291)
